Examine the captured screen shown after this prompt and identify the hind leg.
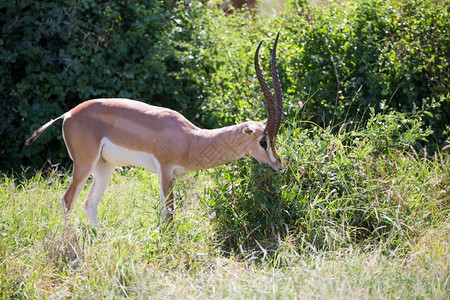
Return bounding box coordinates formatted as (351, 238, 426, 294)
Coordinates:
(83, 160, 115, 228)
(62, 163, 92, 223)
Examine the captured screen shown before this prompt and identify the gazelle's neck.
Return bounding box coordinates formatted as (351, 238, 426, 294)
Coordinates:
(190, 122, 259, 171)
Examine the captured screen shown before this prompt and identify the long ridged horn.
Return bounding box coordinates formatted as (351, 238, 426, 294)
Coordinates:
(271, 32, 283, 141)
(254, 33, 283, 143)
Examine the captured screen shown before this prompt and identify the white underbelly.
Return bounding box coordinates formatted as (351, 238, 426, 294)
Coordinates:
(100, 138, 159, 172)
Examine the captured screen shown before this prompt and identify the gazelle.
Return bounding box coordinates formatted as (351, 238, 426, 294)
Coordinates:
(25, 34, 284, 227)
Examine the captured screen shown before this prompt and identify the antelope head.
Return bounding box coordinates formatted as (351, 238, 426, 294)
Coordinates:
(243, 33, 284, 170)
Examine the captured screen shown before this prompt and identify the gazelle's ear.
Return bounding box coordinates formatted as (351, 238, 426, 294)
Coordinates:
(243, 127, 256, 136)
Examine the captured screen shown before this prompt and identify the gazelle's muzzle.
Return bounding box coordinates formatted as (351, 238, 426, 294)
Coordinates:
(269, 144, 284, 171)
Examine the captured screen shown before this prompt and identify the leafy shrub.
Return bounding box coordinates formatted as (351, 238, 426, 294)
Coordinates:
(1, 0, 448, 175)
(172, 7, 274, 128)
(205, 107, 447, 259)
(0, 0, 204, 173)
(172, 0, 449, 147)
(279, 0, 449, 147)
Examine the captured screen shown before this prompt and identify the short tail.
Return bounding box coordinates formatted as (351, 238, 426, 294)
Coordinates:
(25, 114, 66, 146)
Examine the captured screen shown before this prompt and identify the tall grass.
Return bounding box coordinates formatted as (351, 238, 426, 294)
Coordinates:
(1, 108, 448, 298)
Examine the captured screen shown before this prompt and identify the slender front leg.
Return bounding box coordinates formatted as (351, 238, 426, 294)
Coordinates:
(159, 167, 176, 222)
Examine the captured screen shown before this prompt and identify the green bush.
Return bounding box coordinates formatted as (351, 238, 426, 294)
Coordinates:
(205, 107, 447, 258)
(1, 0, 448, 174)
(279, 0, 449, 146)
(0, 0, 205, 173)
(168, 6, 274, 128)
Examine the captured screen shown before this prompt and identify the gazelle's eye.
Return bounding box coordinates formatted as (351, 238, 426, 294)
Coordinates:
(259, 140, 268, 150)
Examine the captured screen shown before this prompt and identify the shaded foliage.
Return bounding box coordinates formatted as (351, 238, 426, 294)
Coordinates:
(0, 0, 204, 172)
(280, 0, 449, 145)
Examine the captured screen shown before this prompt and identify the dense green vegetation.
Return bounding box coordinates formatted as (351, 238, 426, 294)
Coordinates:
(1, 113, 448, 297)
(1, 0, 448, 172)
(1, 0, 202, 171)
(208, 108, 447, 256)
(0, 0, 448, 298)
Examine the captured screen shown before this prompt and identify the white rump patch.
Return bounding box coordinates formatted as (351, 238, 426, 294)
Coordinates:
(62, 112, 73, 159)
(64, 111, 72, 119)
